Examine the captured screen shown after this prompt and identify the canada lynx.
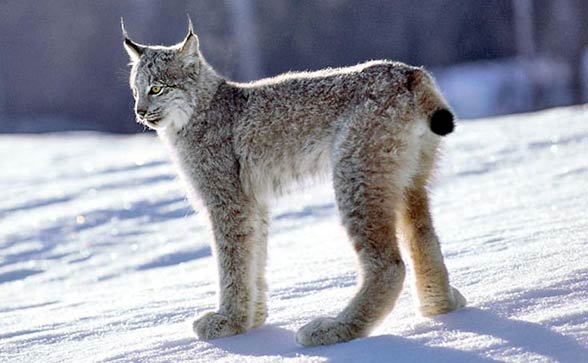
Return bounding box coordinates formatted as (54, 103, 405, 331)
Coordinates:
(123, 20, 465, 346)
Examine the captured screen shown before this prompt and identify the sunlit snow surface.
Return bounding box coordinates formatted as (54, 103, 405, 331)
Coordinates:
(1, 106, 587, 363)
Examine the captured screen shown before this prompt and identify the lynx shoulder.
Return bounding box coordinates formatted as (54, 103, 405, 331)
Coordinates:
(123, 20, 465, 346)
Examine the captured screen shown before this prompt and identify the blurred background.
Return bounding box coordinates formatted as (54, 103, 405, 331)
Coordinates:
(0, 0, 587, 133)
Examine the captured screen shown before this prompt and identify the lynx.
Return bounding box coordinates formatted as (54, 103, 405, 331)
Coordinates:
(123, 20, 465, 346)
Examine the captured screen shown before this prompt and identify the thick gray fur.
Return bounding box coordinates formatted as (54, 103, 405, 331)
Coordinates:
(124, 24, 465, 346)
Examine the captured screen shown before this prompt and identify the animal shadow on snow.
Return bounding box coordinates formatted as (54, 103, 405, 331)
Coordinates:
(209, 308, 587, 363)
(434, 307, 588, 363)
(207, 324, 493, 363)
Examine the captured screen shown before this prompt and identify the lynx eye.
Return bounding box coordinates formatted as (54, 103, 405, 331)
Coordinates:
(149, 85, 163, 95)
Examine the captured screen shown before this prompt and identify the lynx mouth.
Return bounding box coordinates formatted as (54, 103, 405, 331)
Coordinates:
(137, 116, 162, 128)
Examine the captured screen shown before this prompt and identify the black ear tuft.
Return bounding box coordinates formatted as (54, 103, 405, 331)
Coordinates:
(187, 14, 195, 35)
(120, 17, 129, 38)
(430, 109, 455, 136)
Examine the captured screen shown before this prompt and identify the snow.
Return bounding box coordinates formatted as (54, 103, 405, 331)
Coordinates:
(1, 106, 587, 363)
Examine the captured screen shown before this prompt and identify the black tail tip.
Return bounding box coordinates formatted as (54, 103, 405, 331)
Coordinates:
(430, 109, 455, 136)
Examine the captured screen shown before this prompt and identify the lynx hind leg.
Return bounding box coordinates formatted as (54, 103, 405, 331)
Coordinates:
(398, 147, 466, 316)
(193, 196, 269, 339)
(296, 112, 411, 346)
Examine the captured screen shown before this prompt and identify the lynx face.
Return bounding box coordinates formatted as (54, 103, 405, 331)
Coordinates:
(124, 27, 200, 131)
(129, 64, 193, 130)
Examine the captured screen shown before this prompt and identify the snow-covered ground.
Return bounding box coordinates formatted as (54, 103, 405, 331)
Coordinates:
(1, 106, 587, 363)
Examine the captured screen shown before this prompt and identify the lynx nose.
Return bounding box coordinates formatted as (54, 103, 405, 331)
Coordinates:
(136, 108, 147, 118)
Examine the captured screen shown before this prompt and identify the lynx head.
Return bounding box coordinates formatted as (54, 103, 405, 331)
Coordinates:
(122, 19, 201, 131)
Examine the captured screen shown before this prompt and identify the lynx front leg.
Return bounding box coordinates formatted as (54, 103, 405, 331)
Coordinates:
(193, 194, 266, 339)
(399, 181, 466, 316)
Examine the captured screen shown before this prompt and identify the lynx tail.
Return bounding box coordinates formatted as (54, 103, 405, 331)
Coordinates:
(408, 68, 455, 136)
(430, 109, 454, 136)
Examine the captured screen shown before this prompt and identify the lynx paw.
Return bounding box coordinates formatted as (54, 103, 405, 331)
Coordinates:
(419, 286, 467, 317)
(296, 317, 364, 346)
(192, 312, 246, 340)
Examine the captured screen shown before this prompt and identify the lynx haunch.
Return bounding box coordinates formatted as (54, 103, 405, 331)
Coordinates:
(123, 20, 465, 346)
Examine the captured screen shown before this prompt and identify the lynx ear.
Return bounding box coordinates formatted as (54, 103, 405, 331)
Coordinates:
(179, 17, 200, 65)
(121, 18, 145, 62)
